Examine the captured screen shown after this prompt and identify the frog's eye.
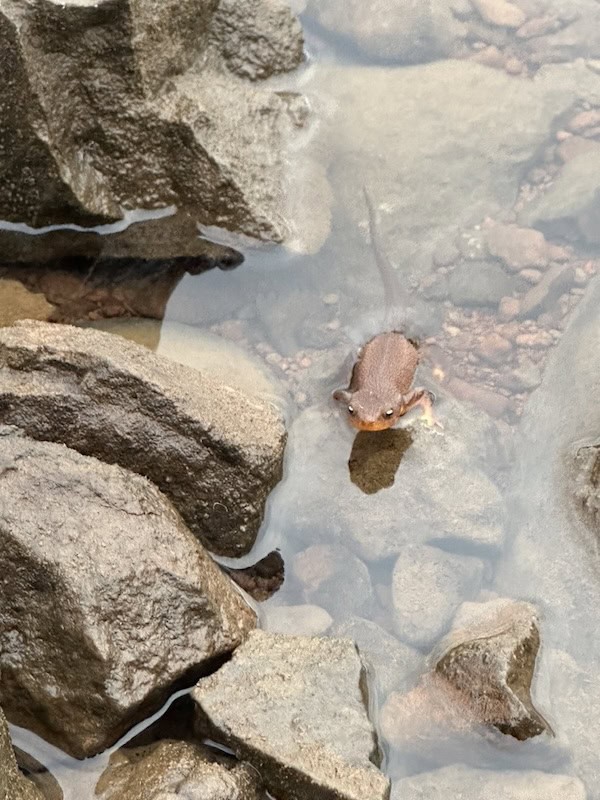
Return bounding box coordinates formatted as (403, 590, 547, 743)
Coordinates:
(384, 408, 394, 418)
(347, 405, 355, 415)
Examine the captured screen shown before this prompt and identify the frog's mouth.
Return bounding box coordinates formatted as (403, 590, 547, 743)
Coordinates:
(349, 418, 395, 432)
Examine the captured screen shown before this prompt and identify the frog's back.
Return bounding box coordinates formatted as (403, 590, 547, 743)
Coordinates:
(351, 331, 419, 397)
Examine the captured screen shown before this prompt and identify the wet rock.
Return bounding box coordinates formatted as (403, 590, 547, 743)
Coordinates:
(292, 544, 374, 620)
(0, 706, 44, 800)
(0, 0, 303, 239)
(273, 400, 505, 563)
(568, 109, 600, 133)
(445, 376, 511, 418)
(96, 740, 262, 800)
(392, 545, 485, 649)
(193, 630, 390, 800)
(484, 222, 554, 272)
(261, 603, 333, 636)
(519, 150, 600, 245)
(557, 136, 600, 164)
(470, 0, 527, 28)
(448, 261, 515, 307)
(391, 765, 587, 800)
(0, 280, 55, 326)
(434, 598, 550, 740)
(319, 59, 600, 273)
(517, 262, 575, 319)
(332, 617, 424, 697)
(525, 1, 600, 64)
(476, 332, 513, 365)
(0, 321, 286, 557)
(499, 358, 542, 391)
(572, 442, 600, 532)
(0, 426, 255, 758)
(307, 0, 466, 65)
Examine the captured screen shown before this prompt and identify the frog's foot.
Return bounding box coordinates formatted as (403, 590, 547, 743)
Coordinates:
(404, 388, 443, 430)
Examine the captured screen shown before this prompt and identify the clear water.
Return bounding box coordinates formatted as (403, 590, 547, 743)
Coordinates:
(4, 1, 600, 797)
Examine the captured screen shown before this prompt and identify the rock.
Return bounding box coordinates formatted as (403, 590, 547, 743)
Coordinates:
(96, 740, 263, 800)
(434, 598, 550, 740)
(557, 136, 600, 164)
(448, 261, 515, 307)
(0, 279, 55, 326)
(0, 706, 44, 800)
(0, 321, 286, 557)
(525, 1, 600, 65)
(392, 545, 485, 649)
(476, 332, 513, 365)
(193, 631, 390, 800)
(331, 617, 423, 697)
(261, 603, 333, 636)
(572, 442, 600, 532)
(568, 109, 600, 133)
(517, 262, 575, 319)
(0, 0, 304, 239)
(516, 14, 562, 39)
(292, 544, 374, 620)
(273, 401, 505, 564)
(391, 765, 587, 800)
(499, 358, 542, 391)
(470, 0, 527, 28)
(498, 295, 521, 321)
(519, 150, 600, 245)
(307, 0, 466, 64)
(446, 376, 511, 418)
(484, 222, 551, 271)
(0, 426, 255, 758)
(519, 268, 542, 284)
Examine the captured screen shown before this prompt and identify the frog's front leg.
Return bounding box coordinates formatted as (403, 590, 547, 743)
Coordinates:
(400, 387, 443, 429)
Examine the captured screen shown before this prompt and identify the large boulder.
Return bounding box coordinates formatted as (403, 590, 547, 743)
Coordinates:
(96, 740, 263, 800)
(0, 0, 304, 239)
(0, 320, 286, 556)
(193, 630, 390, 800)
(0, 706, 44, 800)
(0, 426, 256, 758)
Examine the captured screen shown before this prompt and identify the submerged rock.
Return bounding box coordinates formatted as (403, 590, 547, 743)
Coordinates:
(96, 740, 262, 800)
(193, 630, 390, 800)
(392, 765, 587, 800)
(0, 427, 255, 758)
(0, 321, 286, 556)
(448, 260, 516, 308)
(0, 706, 44, 800)
(434, 598, 550, 740)
(572, 441, 600, 533)
(0, 0, 304, 239)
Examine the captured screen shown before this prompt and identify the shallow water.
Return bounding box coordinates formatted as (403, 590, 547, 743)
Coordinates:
(4, 1, 600, 797)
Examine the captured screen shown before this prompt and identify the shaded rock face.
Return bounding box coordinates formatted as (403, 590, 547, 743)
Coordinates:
(0, 426, 256, 758)
(434, 599, 550, 741)
(96, 740, 263, 800)
(0, 0, 304, 239)
(193, 630, 390, 800)
(0, 706, 44, 800)
(391, 765, 587, 800)
(0, 321, 286, 556)
(572, 441, 600, 532)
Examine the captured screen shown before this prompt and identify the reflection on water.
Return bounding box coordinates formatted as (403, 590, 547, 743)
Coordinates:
(4, 1, 600, 797)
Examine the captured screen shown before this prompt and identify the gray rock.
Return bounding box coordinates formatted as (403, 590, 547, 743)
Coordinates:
(0, 320, 286, 557)
(261, 603, 333, 636)
(519, 150, 600, 244)
(391, 765, 587, 800)
(0, 0, 303, 239)
(448, 260, 516, 307)
(273, 399, 505, 564)
(96, 740, 262, 800)
(517, 262, 575, 319)
(0, 427, 255, 758)
(391, 545, 485, 649)
(193, 630, 390, 800)
(317, 59, 600, 275)
(0, 707, 44, 800)
(307, 0, 466, 64)
(291, 543, 375, 620)
(331, 617, 424, 697)
(433, 598, 550, 740)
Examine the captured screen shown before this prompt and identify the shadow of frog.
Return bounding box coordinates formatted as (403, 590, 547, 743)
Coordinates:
(348, 427, 414, 494)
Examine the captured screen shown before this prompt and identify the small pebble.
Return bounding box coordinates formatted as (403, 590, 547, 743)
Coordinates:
(299, 357, 312, 369)
(498, 296, 520, 320)
(326, 319, 341, 331)
(265, 352, 282, 366)
(519, 269, 542, 284)
(504, 57, 523, 75)
(323, 293, 339, 305)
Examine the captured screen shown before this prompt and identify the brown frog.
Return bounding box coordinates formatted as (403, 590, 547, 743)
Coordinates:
(333, 190, 439, 432)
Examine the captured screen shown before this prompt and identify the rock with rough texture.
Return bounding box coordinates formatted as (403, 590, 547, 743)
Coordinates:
(272, 399, 505, 563)
(391, 765, 587, 800)
(332, 617, 424, 697)
(448, 260, 516, 307)
(524, 0, 600, 65)
(0, 279, 55, 325)
(519, 150, 600, 245)
(0, 707, 44, 800)
(484, 222, 559, 272)
(307, 0, 466, 64)
(0, 0, 304, 239)
(96, 740, 263, 800)
(0, 321, 286, 557)
(433, 598, 549, 740)
(517, 262, 575, 319)
(470, 0, 527, 28)
(0, 426, 255, 758)
(193, 631, 390, 800)
(392, 545, 485, 649)
(572, 442, 600, 532)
